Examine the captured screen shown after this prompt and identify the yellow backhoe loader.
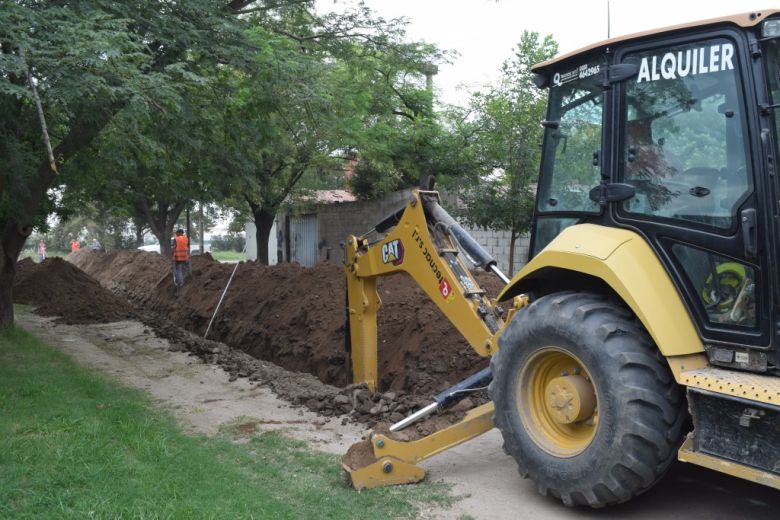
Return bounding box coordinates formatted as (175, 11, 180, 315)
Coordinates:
(342, 10, 780, 507)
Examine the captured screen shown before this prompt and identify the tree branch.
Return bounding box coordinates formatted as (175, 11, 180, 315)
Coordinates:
(19, 47, 57, 174)
(244, 193, 259, 215)
(227, 0, 256, 11)
(236, 0, 311, 14)
(392, 110, 415, 121)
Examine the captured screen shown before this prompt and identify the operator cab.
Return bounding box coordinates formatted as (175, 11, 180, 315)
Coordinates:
(530, 10, 780, 373)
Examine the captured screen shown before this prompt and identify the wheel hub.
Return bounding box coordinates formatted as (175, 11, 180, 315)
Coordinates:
(544, 375, 596, 425)
(517, 347, 600, 457)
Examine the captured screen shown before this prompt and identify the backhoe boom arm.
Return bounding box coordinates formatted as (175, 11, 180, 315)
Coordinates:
(343, 190, 505, 391)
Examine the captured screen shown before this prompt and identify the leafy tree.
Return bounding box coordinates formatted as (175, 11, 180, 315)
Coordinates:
(221, 38, 341, 263)
(3, 1, 388, 325)
(456, 31, 558, 273)
(0, 0, 260, 327)
(349, 113, 475, 199)
(69, 77, 228, 258)
(222, 8, 450, 264)
(345, 46, 474, 200)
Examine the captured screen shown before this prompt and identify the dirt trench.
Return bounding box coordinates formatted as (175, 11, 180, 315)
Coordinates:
(19, 250, 502, 428)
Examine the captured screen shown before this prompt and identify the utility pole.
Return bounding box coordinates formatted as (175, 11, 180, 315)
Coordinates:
(418, 62, 438, 188)
(199, 202, 205, 254)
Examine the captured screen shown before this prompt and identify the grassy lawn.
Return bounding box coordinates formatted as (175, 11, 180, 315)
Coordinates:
(210, 250, 248, 262)
(0, 327, 454, 519)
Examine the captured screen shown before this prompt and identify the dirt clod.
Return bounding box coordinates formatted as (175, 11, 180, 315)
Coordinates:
(342, 439, 377, 471)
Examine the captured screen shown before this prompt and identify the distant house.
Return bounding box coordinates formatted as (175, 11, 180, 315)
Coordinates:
(245, 189, 410, 267)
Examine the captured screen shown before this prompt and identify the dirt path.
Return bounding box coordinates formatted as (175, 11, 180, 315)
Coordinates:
(17, 308, 780, 519)
(17, 309, 363, 454)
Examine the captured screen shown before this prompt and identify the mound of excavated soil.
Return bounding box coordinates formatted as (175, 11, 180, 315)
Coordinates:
(14, 257, 133, 324)
(68, 250, 504, 424)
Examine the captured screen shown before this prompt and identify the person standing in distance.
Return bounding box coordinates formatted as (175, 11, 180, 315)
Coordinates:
(172, 228, 190, 288)
(37, 239, 46, 262)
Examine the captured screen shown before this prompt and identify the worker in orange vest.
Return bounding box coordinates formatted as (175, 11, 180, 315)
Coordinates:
(70, 239, 80, 253)
(172, 229, 190, 287)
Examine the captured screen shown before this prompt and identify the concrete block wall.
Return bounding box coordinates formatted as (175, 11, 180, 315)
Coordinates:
(315, 189, 415, 262)
(463, 227, 530, 275)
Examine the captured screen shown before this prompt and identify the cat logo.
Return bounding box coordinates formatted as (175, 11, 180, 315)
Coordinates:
(381, 239, 404, 266)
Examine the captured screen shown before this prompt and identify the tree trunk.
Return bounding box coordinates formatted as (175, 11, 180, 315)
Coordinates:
(253, 209, 276, 265)
(133, 220, 146, 248)
(508, 231, 518, 275)
(185, 206, 191, 244)
(0, 222, 31, 329)
(152, 226, 175, 260)
(0, 263, 15, 328)
(133, 195, 187, 259)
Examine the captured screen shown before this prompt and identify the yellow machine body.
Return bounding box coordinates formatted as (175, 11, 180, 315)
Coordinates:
(342, 189, 780, 493)
(497, 224, 705, 358)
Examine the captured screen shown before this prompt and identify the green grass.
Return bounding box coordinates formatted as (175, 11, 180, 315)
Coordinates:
(0, 327, 455, 519)
(209, 250, 248, 262)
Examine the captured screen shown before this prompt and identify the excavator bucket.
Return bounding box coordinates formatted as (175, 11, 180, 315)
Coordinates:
(342, 402, 495, 490)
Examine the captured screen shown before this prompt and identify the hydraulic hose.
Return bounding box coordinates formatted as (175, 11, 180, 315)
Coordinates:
(390, 366, 493, 431)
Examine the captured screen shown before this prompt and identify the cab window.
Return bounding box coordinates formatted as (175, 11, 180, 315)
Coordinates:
(537, 59, 604, 214)
(620, 38, 750, 229)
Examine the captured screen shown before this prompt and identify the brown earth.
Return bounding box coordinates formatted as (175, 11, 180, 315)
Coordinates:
(68, 249, 502, 399)
(13, 257, 133, 324)
(14, 248, 500, 431)
(15, 253, 780, 520)
(11, 249, 498, 427)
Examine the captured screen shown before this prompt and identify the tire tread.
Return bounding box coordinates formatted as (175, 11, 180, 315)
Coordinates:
(490, 291, 685, 508)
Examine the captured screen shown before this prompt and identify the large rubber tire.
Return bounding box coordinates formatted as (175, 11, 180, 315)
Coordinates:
(489, 291, 686, 508)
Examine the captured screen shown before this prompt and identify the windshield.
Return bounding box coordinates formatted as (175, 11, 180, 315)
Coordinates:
(537, 58, 604, 214)
(620, 38, 750, 229)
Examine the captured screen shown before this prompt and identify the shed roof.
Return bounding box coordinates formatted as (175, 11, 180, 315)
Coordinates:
(307, 190, 357, 204)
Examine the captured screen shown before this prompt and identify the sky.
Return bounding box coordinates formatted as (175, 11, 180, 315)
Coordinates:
(320, 0, 772, 105)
